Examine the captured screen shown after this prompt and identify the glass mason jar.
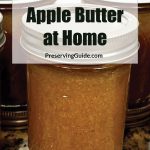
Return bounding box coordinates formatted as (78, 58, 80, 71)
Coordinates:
(127, 1, 149, 128)
(0, 0, 55, 130)
(21, 4, 138, 150)
(127, 2, 150, 127)
(0, 12, 6, 109)
(82, 0, 150, 128)
(0, 0, 27, 130)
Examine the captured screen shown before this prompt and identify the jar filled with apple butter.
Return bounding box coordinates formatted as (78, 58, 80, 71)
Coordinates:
(21, 4, 138, 150)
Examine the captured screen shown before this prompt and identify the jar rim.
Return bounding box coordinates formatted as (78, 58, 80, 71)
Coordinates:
(38, 64, 126, 70)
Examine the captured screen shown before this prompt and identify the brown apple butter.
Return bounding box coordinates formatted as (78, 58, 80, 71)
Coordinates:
(28, 64, 131, 150)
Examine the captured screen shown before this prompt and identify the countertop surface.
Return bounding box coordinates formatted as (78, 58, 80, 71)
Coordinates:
(0, 123, 150, 150)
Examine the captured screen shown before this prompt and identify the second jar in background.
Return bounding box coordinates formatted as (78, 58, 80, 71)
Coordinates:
(82, 0, 150, 127)
(0, 1, 27, 130)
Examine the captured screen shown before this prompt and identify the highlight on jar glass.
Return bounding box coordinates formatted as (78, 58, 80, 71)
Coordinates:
(0, 0, 55, 130)
(82, 0, 150, 128)
(19, 3, 139, 150)
(0, 12, 6, 52)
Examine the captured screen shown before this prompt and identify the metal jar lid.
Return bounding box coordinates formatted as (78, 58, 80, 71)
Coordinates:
(126, 99, 150, 128)
(1, 105, 28, 130)
(20, 4, 138, 64)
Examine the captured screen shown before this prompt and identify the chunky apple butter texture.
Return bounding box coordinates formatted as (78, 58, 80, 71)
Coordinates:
(28, 64, 130, 150)
(128, 6, 150, 109)
(0, 5, 27, 105)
